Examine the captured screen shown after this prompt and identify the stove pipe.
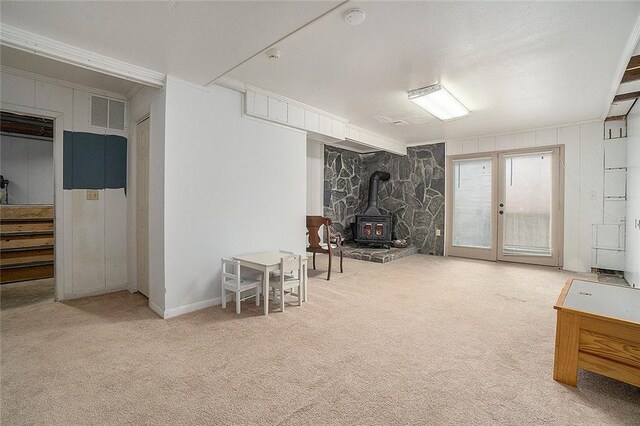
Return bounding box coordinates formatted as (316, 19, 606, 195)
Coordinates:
(363, 171, 390, 215)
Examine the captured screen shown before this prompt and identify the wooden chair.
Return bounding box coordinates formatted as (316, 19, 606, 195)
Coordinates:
(269, 254, 303, 312)
(221, 258, 262, 314)
(306, 215, 344, 280)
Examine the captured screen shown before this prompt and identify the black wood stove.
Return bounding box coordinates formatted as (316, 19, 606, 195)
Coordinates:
(355, 171, 393, 246)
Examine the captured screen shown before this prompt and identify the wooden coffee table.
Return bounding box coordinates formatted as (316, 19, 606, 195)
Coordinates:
(553, 278, 640, 387)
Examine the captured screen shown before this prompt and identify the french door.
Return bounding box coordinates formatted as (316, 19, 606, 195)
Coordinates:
(446, 147, 563, 267)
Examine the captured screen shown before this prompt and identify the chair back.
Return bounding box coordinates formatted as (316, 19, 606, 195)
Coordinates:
(221, 258, 241, 289)
(279, 254, 302, 284)
(307, 215, 332, 249)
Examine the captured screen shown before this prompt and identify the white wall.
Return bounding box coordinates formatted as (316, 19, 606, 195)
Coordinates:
(0, 134, 54, 204)
(161, 77, 307, 316)
(447, 122, 605, 273)
(306, 139, 324, 215)
(626, 110, 640, 288)
(0, 69, 129, 298)
(128, 85, 167, 312)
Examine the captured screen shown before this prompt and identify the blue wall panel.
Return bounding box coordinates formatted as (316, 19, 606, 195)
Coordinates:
(63, 131, 127, 191)
(71, 132, 105, 189)
(105, 135, 127, 190)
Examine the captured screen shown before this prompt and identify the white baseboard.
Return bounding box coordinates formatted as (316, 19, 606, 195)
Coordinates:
(148, 300, 165, 318)
(62, 285, 128, 300)
(162, 296, 222, 319)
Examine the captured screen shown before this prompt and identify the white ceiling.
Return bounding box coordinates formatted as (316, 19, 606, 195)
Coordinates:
(1, 46, 139, 95)
(228, 1, 640, 144)
(1, 1, 639, 145)
(0, 1, 341, 86)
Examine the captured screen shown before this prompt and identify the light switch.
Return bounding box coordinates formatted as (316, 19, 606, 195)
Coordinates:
(86, 190, 99, 201)
(436, 229, 442, 236)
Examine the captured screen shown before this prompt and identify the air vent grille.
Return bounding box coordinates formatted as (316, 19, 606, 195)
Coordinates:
(91, 96, 125, 131)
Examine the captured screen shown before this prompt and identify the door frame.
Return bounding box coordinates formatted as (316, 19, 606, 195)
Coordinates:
(445, 145, 564, 267)
(1, 103, 65, 300)
(135, 114, 150, 297)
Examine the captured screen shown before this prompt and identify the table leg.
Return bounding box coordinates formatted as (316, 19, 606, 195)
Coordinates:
(553, 310, 580, 386)
(263, 266, 269, 315)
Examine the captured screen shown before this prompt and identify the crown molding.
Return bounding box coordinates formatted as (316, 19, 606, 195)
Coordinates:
(1, 65, 130, 101)
(214, 76, 248, 93)
(1, 24, 165, 88)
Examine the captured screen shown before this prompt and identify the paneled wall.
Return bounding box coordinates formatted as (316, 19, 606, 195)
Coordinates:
(626, 110, 640, 288)
(0, 69, 129, 298)
(446, 122, 607, 273)
(0, 134, 54, 204)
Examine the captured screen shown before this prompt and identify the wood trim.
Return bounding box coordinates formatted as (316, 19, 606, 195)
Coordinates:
(578, 352, 640, 388)
(604, 115, 627, 122)
(621, 67, 640, 84)
(1, 112, 54, 139)
(554, 278, 573, 309)
(0, 263, 53, 284)
(0, 205, 54, 220)
(579, 329, 640, 367)
(627, 54, 640, 71)
(612, 91, 640, 103)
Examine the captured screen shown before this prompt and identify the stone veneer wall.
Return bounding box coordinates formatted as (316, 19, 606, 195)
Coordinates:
(324, 144, 445, 255)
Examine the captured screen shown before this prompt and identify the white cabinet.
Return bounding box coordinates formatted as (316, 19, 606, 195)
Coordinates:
(287, 104, 305, 128)
(267, 97, 287, 123)
(246, 91, 267, 117)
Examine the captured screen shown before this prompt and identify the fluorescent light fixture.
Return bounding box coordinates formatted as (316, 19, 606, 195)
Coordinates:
(408, 84, 469, 121)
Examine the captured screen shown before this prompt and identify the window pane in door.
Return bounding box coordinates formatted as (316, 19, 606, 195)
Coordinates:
(452, 158, 492, 248)
(503, 152, 552, 256)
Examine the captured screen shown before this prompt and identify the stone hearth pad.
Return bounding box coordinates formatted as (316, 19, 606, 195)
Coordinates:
(334, 244, 419, 264)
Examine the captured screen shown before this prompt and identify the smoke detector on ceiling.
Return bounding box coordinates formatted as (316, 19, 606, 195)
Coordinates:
(265, 48, 281, 61)
(344, 8, 366, 26)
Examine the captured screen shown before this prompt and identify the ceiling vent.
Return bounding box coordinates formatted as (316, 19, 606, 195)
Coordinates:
(403, 115, 432, 124)
(91, 95, 125, 131)
(392, 120, 409, 127)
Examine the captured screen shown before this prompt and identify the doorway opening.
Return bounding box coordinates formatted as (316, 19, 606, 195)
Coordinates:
(0, 111, 55, 309)
(445, 146, 564, 267)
